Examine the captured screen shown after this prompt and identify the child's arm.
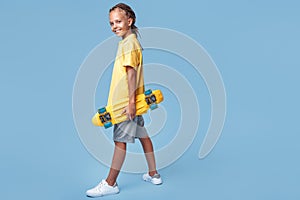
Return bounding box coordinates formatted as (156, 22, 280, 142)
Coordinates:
(125, 66, 137, 120)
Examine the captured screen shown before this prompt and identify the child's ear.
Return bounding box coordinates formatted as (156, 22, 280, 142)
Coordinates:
(128, 18, 133, 27)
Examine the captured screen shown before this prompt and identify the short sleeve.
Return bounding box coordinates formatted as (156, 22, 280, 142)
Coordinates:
(122, 41, 141, 69)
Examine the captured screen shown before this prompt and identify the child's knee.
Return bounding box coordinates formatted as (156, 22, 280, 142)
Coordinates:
(114, 141, 127, 149)
(139, 136, 149, 142)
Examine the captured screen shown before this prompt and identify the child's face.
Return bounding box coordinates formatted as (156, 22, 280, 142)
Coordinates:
(109, 8, 133, 39)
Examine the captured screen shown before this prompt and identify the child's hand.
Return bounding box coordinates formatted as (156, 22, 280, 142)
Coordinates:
(123, 103, 136, 120)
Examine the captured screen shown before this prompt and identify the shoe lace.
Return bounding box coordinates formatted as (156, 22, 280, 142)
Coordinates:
(96, 180, 106, 191)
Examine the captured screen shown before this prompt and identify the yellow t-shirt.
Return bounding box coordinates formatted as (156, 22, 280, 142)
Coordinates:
(107, 33, 145, 106)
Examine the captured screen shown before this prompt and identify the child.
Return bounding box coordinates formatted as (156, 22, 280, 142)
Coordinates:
(86, 3, 162, 197)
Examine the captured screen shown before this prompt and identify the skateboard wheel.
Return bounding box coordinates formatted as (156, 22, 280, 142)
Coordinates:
(145, 89, 152, 96)
(104, 122, 112, 129)
(98, 107, 106, 114)
(150, 104, 158, 110)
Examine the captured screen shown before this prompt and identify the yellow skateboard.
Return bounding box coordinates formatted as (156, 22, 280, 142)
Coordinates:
(92, 89, 164, 128)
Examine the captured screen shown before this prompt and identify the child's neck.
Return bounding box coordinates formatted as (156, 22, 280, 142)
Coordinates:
(122, 30, 133, 39)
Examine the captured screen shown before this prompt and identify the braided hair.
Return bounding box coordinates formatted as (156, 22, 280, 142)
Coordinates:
(109, 3, 139, 37)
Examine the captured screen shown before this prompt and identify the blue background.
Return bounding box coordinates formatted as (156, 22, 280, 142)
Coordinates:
(1, 0, 300, 199)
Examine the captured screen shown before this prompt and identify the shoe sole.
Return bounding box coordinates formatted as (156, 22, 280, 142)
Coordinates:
(143, 177, 163, 185)
(86, 190, 119, 198)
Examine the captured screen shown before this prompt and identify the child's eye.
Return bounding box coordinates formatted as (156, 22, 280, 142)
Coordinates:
(117, 20, 121, 24)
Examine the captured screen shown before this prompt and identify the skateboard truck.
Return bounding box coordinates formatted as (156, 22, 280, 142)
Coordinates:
(98, 107, 113, 129)
(145, 89, 158, 110)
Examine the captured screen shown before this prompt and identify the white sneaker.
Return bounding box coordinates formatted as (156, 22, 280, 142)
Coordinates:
(86, 179, 119, 197)
(143, 173, 163, 185)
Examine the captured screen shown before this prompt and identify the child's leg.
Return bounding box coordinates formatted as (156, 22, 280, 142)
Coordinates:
(106, 141, 127, 186)
(139, 137, 158, 176)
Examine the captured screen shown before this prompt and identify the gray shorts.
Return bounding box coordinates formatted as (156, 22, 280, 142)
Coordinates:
(113, 115, 148, 143)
